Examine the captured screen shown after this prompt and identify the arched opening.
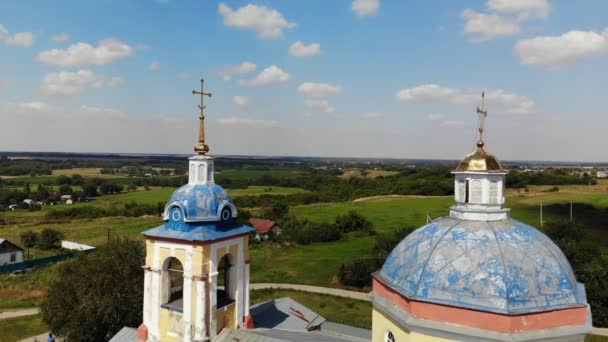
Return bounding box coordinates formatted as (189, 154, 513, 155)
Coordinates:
(216, 254, 235, 308)
(384, 331, 395, 342)
(162, 257, 184, 311)
(465, 180, 470, 203)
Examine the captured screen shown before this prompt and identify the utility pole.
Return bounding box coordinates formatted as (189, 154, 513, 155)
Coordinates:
(570, 201, 573, 223)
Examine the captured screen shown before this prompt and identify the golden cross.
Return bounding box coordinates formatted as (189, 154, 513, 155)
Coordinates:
(192, 78, 212, 155)
(476, 91, 487, 144)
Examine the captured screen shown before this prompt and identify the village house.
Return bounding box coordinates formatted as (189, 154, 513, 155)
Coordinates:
(0, 238, 24, 266)
(249, 218, 283, 240)
(60, 194, 73, 204)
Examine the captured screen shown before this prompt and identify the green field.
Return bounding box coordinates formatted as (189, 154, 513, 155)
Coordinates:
(0, 314, 48, 342)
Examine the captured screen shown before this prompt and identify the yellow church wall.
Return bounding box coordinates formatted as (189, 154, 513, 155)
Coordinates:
(159, 308, 184, 341)
(372, 308, 455, 342)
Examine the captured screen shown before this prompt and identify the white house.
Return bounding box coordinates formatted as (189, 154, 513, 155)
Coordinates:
(0, 238, 24, 266)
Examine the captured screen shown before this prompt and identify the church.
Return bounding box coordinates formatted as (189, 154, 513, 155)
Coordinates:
(113, 82, 592, 342)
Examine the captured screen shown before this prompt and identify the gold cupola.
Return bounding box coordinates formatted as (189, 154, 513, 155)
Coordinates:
(455, 140, 504, 172)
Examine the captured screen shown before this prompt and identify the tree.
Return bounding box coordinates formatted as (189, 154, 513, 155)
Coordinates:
(39, 228, 65, 250)
(82, 183, 98, 198)
(334, 210, 373, 233)
(127, 184, 137, 192)
(20, 230, 39, 248)
(41, 238, 145, 341)
(263, 202, 289, 220)
(59, 184, 73, 195)
(71, 174, 84, 186)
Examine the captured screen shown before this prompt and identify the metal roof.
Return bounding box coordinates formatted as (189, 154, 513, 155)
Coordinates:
(109, 327, 137, 342)
(378, 216, 587, 314)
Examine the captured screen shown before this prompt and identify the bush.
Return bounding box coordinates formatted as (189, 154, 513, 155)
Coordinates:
(339, 260, 376, 288)
(334, 211, 373, 233)
(20, 230, 39, 248)
(39, 228, 65, 250)
(281, 217, 341, 245)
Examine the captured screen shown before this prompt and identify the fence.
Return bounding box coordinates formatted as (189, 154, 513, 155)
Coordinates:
(0, 249, 95, 274)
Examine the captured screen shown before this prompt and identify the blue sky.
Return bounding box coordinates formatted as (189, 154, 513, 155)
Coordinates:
(1, 0, 608, 162)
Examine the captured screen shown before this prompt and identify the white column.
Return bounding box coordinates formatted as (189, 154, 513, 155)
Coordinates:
(194, 277, 206, 341)
(183, 274, 193, 342)
(143, 269, 151, 326)
(151, 244, 161, 339)
(209, 273, 218, 340)
(244, 263, 251, 318)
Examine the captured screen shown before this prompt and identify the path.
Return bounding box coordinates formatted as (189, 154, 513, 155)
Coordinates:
(250, 283, 371, 302)
(0, 307, 40, 320)
(592, 327, 608, 337)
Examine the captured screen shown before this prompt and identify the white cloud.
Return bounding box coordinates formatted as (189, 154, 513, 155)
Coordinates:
(351, 0, 380, 16)
(298, 82, 343, 97)
(304, 99, 336, 113)
(428, 113, 445, 121)
(363, 112, 383, 119)
(7, 101, 57, 113)
(514, 29, 608, 68)
(217, 116, 279, 127)
(107, 76, 126, 87)
(461, 9, 520, 41)
(79, 105, 125, 118)
(219, 61, 257, 81)
(41, 70, 124, 96)
(218, 3, 296, 39)
(0, 24, 35, 46)
(442, 120, 465, 126)
(149, 61, 161, 71)
(396, 84, 537, 114)
(233, 95, 250, 107)
(51, 33, 70, 42)
(36, 38, 134, 67)
(289, 41, 321, 57)
(486, 0, 549, 20)
(239, 65, 291, 87)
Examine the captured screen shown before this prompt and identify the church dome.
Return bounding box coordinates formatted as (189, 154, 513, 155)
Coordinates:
(377, 216, 587, 315)
(163, 183, 237, 223)
(455, 141, 504, 172)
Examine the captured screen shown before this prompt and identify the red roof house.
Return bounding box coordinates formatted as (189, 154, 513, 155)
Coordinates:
(249, 218, 283, 238)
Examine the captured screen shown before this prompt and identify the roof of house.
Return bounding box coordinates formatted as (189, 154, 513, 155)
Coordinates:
(109, 327, 137, 342)
(0, 238, 24, 252)
(249, 218, 279, 234)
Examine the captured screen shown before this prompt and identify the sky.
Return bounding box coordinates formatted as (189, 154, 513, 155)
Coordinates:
(1, 0, 608, 162)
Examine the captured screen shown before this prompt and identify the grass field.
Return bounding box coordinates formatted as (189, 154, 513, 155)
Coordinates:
(0, 314, 48, 341)
(250, 289, 371, 329)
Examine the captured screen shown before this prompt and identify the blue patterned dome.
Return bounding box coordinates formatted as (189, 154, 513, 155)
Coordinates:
(377, 216, 587, 314)
(163, 183, 237, 223)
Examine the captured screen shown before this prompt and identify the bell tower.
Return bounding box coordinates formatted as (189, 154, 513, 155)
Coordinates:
(137, 79, 255, 342)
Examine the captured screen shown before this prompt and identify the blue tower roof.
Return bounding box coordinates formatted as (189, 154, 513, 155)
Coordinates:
(377, 216, 588, 314)
(165, 183, 233, 222)
(142, 183, 253, 243)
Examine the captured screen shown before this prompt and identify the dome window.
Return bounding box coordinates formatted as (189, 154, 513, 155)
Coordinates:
(384, 331, 395, 342)
(170, 207, 184, 222)
(470, 180, 482, 203)
(220, 206, 232, 221)
(489, 182, 498, 204)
